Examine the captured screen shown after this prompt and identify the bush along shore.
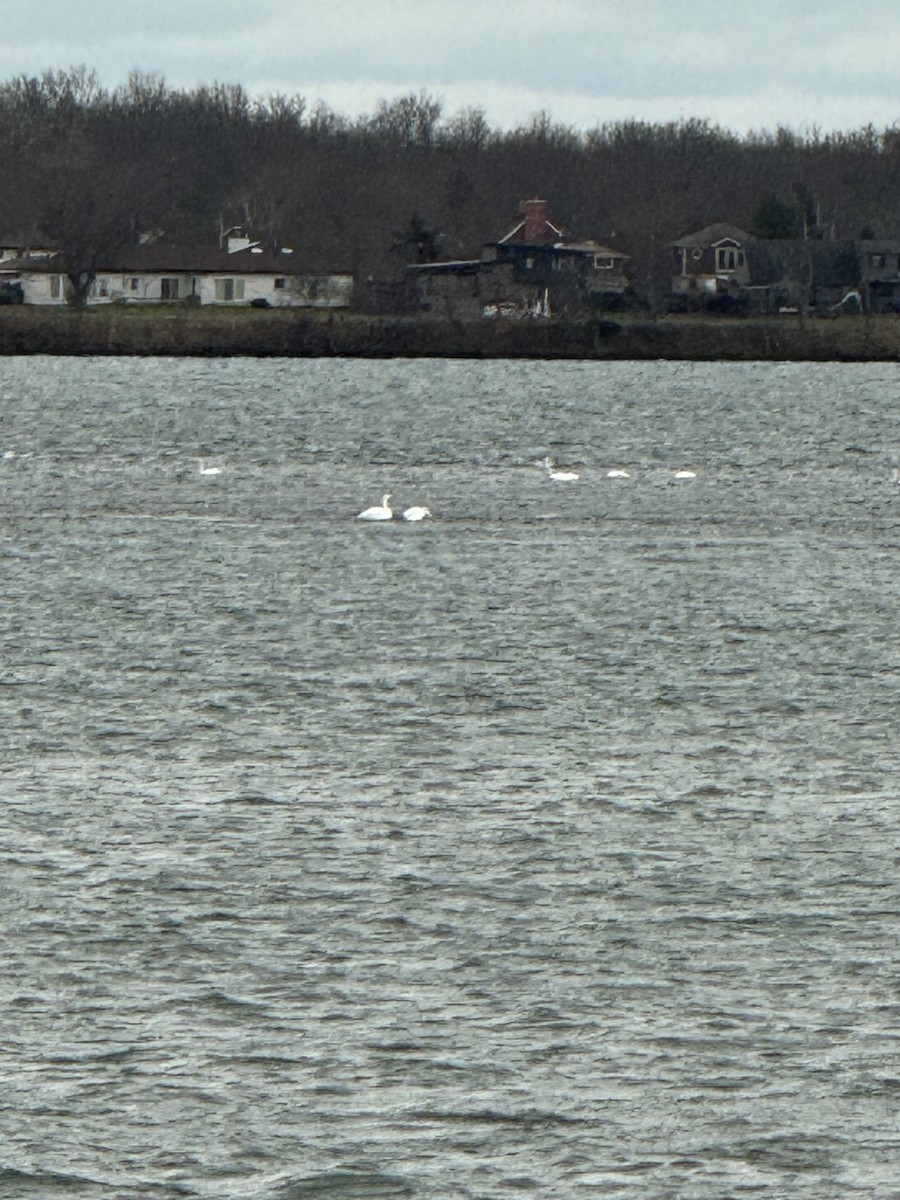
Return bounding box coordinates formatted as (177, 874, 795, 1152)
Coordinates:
(3, 305, 900, 361)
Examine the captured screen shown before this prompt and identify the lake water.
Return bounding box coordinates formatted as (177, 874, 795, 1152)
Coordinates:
(1, 355, 899, 1200)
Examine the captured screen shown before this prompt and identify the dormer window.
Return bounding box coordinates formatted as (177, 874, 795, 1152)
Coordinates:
(716, 246, 744, 271)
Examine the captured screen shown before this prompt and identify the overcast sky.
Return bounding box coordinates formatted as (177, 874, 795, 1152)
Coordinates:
(2, 0, 899, 136)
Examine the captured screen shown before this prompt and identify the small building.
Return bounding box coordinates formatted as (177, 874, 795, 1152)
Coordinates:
(406, 258, 499, 319)
(406, 256, 562, 319)
(483, 198, 630, 307)
(670, 223, 863, 313)
(409, 197, 630, 317)
(672, 223, 753, 300)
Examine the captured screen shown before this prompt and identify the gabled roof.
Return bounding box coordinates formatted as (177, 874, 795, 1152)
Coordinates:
(672, 223, 752, 248)
(498, 217, 565, 244)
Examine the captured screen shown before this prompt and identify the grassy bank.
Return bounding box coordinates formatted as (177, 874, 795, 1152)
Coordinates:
(3, 304, 900, 360)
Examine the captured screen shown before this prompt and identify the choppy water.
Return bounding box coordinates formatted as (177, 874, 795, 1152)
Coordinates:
(1, 355, 899, 1200)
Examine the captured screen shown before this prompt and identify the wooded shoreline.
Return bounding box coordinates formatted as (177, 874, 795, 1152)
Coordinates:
(3, 306, 900, 361)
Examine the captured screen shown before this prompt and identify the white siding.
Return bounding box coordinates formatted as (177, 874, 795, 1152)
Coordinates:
(8, 269, 353, 307)
(9, 271, 72, 304)
(87, 274, 197, 304)
(194, 273, 353, 307)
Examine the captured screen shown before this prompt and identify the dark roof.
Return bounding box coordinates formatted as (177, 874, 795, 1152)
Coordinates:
(103, 245, 308, 273)
(485, 239, 628, 260)
(673, 223, 752, 248)
(557, 239, 629, 260)
(0, 244, 351, 275)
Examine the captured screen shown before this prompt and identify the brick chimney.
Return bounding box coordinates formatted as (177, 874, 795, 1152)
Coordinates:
(521, 198, 551, 244)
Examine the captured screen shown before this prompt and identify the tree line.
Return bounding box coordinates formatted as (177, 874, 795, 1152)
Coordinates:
(3, 67, 900, 309)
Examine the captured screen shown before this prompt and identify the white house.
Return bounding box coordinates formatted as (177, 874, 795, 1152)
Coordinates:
(0, 238, 354, 308)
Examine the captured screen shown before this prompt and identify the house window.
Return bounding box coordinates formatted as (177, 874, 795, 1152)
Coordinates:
(97, 277, 109, 297)
(716, 246, 741, 271)
(160, 277, 180, 300)
(129, 278, 139, 291)
(214, 278, 245, 301)
(525, 257, 534, 269)
(50, 274, 61, 298)
(594, 255, 615, 269)
(274, 277, 285, 289)
(871, 253, 886, 269)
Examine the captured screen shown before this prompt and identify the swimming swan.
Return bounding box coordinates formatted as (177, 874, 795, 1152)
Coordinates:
(403, 506, 432, 521)
(357, 494, 393, 520)
(191, 458, 223, 476)
(543, 456, 579, 481)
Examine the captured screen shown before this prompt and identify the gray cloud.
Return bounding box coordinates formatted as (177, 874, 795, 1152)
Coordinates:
(3, 0, 900, 132)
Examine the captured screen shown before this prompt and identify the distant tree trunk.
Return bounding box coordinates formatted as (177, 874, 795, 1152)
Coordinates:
(67, 270, 96, 307)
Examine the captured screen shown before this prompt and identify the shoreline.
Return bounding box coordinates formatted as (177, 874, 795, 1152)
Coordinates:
(2, 306, 900, 361)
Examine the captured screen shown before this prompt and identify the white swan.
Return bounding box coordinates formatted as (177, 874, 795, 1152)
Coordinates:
(191, 457, 223, 476)
(403, 506, 431, 521)
(543, 456, 579, 481)
(606, 469, 630, 478)
(357, 493, 393, 520)
(674, 469, 697, 479)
